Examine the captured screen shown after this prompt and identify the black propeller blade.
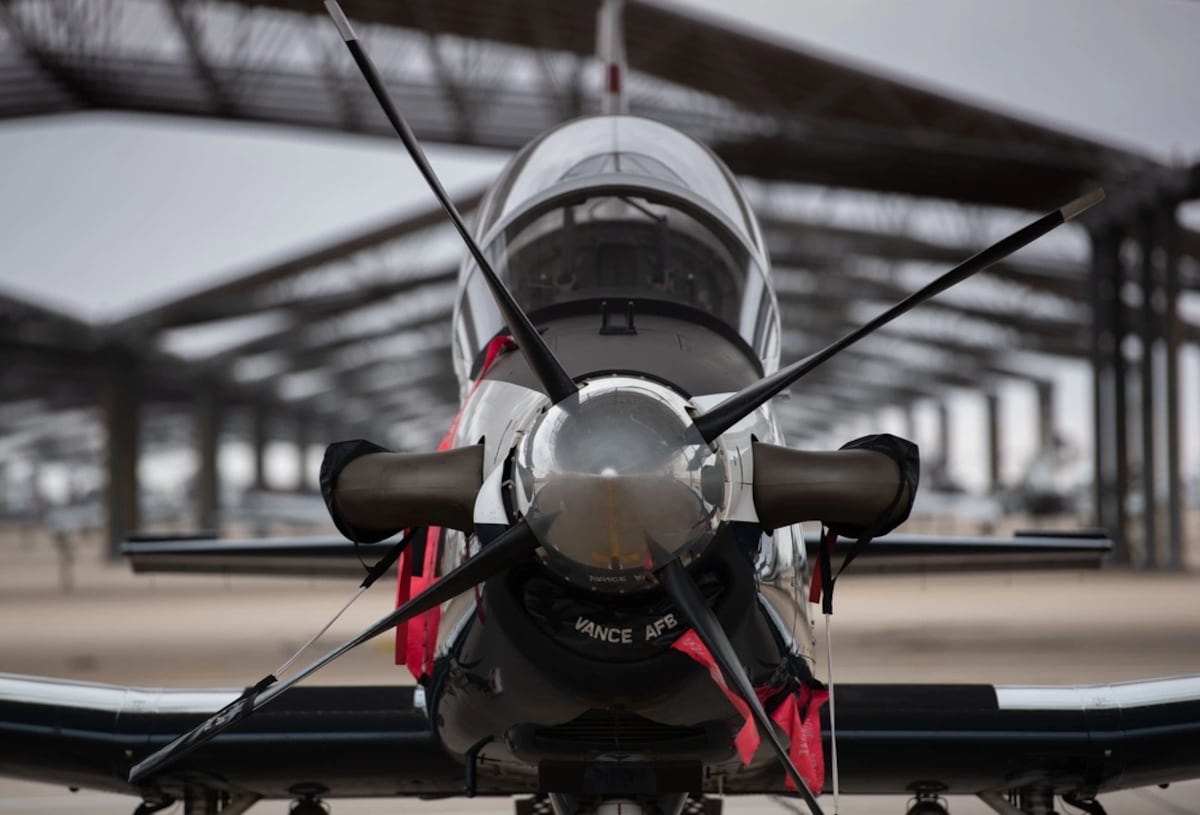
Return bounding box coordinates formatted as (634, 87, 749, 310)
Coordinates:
(691, 188, 1105, 443)
(131, 0, 573, 787)
(658, 560, 826, 815)
(128, 520, 539, 784)
(324, 0, 577, 405)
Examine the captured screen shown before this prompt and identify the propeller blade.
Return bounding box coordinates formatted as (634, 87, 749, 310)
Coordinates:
(129, 519, 539, 784)
(691, 189, 1105, 443)
(323, 1, 577, 405)
(658, 560, 825, 815)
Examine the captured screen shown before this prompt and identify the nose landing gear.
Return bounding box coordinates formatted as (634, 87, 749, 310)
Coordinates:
(905, 791, 950, 815)
(521, 793, 717, 815)
(288, 784, 330, 815)
(289, 794, 329, 815)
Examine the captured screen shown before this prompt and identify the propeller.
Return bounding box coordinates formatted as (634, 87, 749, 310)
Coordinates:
(128, 519, 539, 783)
(322, 1, 577, 405)
(129, 4, 579, 782)
(658, 559, 826, 813)
(691, 188, 1105, 444)
(130, 3, 1107, 803)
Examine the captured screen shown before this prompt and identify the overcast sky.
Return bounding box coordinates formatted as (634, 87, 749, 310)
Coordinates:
(2, 0, 1198, 492)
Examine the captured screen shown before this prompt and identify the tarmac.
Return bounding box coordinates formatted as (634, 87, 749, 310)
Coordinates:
(1, 527, 1198, 815)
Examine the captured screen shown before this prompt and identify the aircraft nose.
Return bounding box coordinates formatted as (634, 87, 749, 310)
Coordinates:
(513, 376, 729, 593)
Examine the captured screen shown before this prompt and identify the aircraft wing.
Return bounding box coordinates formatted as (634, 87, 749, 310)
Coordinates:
(803, 529, 1112, 573)
(4, 672, 1199, 802)
(0, 674, 505, 801)
(122, 533, 395, 578)
(123, 530, 1112, 579)
(740, 675, 1200, 798)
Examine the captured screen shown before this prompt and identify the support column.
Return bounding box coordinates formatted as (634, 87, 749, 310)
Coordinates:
(102, 350, 140, 559)
(1036, 381, 1054, 453)
(936, 400, 951, 488)
(1138, 212, 1159, 569)
(1089, 226, 1128, 562)
(296, 416, 314, 491)
(985, 390, 1001, 494)
(1114, 306, 1131, 563)
(195, 388, 221, 533)
(902, 402, 918, 445)
(251, 403, 268, 492)
(1160, 206, 1184, 570)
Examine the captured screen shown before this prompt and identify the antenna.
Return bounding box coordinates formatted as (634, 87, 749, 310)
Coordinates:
(597, 0, 628, 115)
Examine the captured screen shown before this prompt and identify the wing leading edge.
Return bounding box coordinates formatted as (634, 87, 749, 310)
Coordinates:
(0, 674, 491, 801)
(122, 530, 1113, 579)
(803, 530, 1112, 574)
(3, 673, 1199, 801)
(728, 675, 1200, 798)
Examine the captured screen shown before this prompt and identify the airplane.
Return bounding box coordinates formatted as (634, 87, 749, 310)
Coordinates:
(2, 3, 1199, 815)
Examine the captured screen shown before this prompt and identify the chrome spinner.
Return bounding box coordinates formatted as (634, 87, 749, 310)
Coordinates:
(512, 375, 729, 593)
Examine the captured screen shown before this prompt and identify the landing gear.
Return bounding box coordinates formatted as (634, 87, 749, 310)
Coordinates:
(1061, 792, 1108, 815)
(904, 790, 950, 815)
(533, 759, 707, 815)
(132, 798, 174, 815)
(550, 793, 677, 815)
(289, 792, 330, 815)
(138, 788, 258, 815)
(289, 784, 330, 815)
(596, 799, 648, 815)
(519, 793, 717, 815)
(976, 786, 1107, 815)
(1014, 786, 1056, 815)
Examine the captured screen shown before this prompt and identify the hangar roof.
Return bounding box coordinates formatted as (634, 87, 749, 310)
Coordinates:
(0, 0, 1194, 464)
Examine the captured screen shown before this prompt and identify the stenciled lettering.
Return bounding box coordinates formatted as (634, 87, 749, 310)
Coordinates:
(644, 613, 679, 641)
(573, 614, 675, 645)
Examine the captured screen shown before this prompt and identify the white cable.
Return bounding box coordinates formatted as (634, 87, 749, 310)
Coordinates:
(274, 585, 367, 679)
(823, 611, 840, 815)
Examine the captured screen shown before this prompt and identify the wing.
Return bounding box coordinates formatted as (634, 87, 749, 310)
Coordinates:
(122, 534, 390, 578)
(123, 530, 1113, 580)
(724, 676, 1200, 798)
(0, 673, 530, 802)
(5, 672, 1199, 802)
(804, 530, 1112, 573)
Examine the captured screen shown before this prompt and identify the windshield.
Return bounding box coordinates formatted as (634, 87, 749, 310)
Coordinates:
(453, 116, 779, 381)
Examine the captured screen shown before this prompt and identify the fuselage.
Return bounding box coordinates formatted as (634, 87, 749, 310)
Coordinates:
(408, 115, 814, 787)
(429, 315, 813, 785)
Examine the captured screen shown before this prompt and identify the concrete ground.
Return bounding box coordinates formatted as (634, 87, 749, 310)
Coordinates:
(1, 529, 1198, 814)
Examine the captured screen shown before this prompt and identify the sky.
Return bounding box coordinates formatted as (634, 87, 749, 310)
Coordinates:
(2, 0, 1199, 495)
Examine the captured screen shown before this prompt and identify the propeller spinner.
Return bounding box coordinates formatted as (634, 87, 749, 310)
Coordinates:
(513, 376, 728, 592)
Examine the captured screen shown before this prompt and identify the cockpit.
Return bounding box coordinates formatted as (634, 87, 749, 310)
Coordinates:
(452, 116, 780, 382)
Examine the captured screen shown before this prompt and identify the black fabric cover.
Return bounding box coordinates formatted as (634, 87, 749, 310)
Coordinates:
(827, 433, 919, 540)
(319, 439, 395, 543)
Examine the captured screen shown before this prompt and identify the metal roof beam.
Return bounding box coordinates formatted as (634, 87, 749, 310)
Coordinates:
(1, 0, 1157, 212)
(763, 217, 1088, 302)
(114, 189, 482, 333)
(774, 267, 1091, 357)
(0, 2, 96, 107)
(165, 0, 236, 116)
(199, 272, 456, 362)
(238, 313, 454, 379)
